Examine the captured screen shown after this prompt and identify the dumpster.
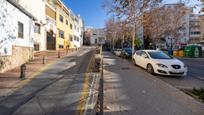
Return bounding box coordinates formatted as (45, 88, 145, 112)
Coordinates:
(184, 45, 202, 58)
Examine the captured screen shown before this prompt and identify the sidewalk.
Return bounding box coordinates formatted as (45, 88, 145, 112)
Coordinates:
(103, 52, 204, 115)
(0, 49, 77, 98)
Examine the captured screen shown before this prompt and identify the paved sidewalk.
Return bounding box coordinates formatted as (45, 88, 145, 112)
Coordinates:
(103, 52, 204, 115)
(0, 49, 78, 98)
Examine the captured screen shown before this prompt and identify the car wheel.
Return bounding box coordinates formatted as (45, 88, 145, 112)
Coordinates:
(147, 64, 154, 75)
(132, 58, 136, 65)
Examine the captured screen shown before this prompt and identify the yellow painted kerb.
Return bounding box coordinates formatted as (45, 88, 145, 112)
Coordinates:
(77, 53, 95, 115)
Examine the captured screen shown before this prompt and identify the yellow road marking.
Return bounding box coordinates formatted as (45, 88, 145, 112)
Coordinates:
(77, 52, 95, 115)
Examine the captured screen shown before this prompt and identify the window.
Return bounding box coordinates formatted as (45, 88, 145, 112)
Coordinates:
(58, 29, 64, 39)
(66, 20, 68, 25)
(70, 35, 73, 41)
(70, 24, 72, 29)
(34, 44, 40, 51)
(190, 31, 201, 35)
(34, 23, 41, 34)
(59, 45, 64, 48)
(18, 21, 24, 38)
(136, 51, 142, 55)
(74, 25, 76, 30)
(141, 51, 149, 58)
(74, 36, 77, 41)
(77, 37, 79, 41)
(59, 15, 64, 23)
(147, 51, 172, 59)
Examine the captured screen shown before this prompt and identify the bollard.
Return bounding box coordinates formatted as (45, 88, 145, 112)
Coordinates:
(58, 51, 61, 58)
(20, 64, 26, 80)
(66, 49, 68, 55)
(43, 56, 46, 64)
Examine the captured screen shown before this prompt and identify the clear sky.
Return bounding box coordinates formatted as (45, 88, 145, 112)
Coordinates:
(62, 0, 108, 28)
(62, 0, 200, 28)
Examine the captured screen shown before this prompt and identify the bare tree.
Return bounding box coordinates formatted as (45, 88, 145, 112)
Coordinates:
(103, 0, 162, 55)
(105, 18, 132, 49)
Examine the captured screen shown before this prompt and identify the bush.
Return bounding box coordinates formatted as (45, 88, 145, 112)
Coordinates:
(191, 88, 204, 102)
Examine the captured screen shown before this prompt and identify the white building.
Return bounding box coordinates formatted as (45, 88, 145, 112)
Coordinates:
(0, 0, 36, 73)
(72, 14, 84, 48)
(15, 0, 47, 51)
(90, 28, 106, 45)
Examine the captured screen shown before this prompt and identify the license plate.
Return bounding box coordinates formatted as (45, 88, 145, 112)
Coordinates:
(172, 70, 183, 73)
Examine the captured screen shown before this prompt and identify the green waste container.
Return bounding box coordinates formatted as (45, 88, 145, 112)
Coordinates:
(184, 45, 202, 58)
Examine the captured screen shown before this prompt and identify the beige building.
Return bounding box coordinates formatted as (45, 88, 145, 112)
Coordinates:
(189, 14, 202, 44)
(199, 15, 204, 43)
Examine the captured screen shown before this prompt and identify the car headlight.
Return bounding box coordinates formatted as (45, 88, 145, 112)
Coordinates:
(157, 64, 168, 68)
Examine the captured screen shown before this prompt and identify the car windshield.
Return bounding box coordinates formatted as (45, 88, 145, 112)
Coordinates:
(124, 48, 132, 52)
(147, 51, 173, 59)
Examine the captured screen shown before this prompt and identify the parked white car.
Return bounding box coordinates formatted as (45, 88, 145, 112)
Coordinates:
(132, 50, 187, 76)
(113, 49, 122, 56)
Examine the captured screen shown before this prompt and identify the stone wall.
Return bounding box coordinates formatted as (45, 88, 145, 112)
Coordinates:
(0, 46, 33, 73)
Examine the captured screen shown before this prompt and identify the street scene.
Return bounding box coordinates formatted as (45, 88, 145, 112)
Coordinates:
(0, 0, 204, 115)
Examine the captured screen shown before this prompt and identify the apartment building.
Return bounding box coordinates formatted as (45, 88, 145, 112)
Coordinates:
(189, 14, 202, 44)
(46, 0, 84, 50)
(90, 28, 106, 45)
(15, 0, 47, 51)
(72, 15, 84, 48)
(0, 0, 36, 73)
(45, 0, 57, 50)
(200, 15, 204, 43)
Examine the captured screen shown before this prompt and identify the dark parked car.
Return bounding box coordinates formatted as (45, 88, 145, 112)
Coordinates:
(121, 48, 132, 58)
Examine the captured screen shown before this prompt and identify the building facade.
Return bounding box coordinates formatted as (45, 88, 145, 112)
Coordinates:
(45, 0, 84, 50)
(0, 0, 36, 73)
(45, 0, 57, 50)
(16, 0, 47, 51)
(199, 15, 204, 44)
(90, 28, 106, 45)
(189, 14, 203, 44)
(71, 15, 84, 48)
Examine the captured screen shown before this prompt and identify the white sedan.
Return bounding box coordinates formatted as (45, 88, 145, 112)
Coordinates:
(132, 50, 187, 76)
(114, 49, 122, 56)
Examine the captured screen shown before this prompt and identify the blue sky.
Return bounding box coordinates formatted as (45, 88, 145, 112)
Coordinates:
(62, 0, 200, 28)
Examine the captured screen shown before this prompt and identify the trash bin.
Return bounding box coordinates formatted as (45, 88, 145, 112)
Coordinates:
(178, 50, 184, 57)
(173, 50, 179, 56)
(168, 49, 173, 55)
(184, 45, 202, 58)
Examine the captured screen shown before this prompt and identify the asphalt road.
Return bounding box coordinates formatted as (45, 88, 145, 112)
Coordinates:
(123, 54, 204, 89)
(0, 47, 95, 115)
(103, 52, 204, 115)
(156, 57, 204, 89)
